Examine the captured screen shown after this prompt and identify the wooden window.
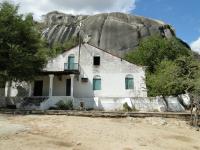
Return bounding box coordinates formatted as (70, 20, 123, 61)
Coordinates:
(125, 75, 134, 89)
(93, 75, 101, 90)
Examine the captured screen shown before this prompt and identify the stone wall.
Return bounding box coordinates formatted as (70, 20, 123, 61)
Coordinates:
(0, 94, 190, 112)
(73, 94, 189, 112)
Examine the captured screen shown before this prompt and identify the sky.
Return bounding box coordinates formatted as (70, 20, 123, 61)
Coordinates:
(0, 0, 200, 53)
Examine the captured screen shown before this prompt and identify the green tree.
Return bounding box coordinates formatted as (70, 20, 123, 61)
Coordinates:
(147, 57, 200, 97)
(125, 35, 200, 97)
(175, 56, 200, 94)
(147, 60, 184, 97)
(0, 2, 48, 84)
(125, 35, 191, 72)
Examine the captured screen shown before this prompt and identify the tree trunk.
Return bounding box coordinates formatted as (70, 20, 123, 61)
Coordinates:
(7, 81, 12, 97)
(162, 95, 168, 111)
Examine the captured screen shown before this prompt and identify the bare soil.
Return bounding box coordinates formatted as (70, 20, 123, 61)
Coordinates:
(0, 114, 200, 150)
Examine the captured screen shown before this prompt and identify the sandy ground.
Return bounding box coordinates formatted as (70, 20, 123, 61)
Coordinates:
(0, 114, 200, 150)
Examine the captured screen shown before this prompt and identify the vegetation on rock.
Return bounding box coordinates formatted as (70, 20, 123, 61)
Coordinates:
(125, 35, 191, 73)
(125, 35, 200, 97)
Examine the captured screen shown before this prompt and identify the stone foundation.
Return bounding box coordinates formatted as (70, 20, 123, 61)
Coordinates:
(0, 94, 190, 112)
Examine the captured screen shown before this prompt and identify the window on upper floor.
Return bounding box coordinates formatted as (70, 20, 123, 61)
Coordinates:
(93, 56, 100, 66)
(125, 75, 134, 90)
(93, 75, 101, 90)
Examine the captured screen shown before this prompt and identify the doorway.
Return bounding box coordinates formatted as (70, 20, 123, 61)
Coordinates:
(68, 55, 75, 70)
(66, 79, 71, 96)
(33, 80, 43, 96)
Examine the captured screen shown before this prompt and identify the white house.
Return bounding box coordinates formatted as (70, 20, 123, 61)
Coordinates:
(0, 43, 147, 110)
(30, 43, 147, 97)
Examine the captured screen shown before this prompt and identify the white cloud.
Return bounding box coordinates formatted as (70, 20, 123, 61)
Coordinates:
(191, 37, 200, 54)
(0, 0, 136, 20)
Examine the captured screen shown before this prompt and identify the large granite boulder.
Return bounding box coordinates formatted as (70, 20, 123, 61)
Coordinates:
(41, 11, 176, 56)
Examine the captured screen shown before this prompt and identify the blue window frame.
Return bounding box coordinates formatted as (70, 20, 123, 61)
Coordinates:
(125, 75, 134, 89)
(93, 76, 101, 90)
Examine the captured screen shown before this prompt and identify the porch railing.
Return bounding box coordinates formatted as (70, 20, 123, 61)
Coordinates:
(64, 63, 79, 70)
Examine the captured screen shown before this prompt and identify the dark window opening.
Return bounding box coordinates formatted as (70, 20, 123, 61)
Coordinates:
(93, 56, 100, 65)
(81, 78, 88, 82)
(58, 16, 63, 19)
(33, 80, 43, 96)
(0, 81, 5, 88)
(66, 79, 71, 96)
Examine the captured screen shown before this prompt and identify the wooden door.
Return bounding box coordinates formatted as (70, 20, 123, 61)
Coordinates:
(66, 79, 71, 96)
(33, 80, 43, 96)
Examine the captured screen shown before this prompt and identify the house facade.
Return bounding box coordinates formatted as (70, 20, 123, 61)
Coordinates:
(29, 43, 147, 98)
(0, 43, 147, 110)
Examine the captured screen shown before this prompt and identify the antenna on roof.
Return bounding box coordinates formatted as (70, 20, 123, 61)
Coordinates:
(78, 21, 82, 72)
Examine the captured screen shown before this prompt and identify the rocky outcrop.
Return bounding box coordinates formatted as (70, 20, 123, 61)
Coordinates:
(41, 11, 176, 56)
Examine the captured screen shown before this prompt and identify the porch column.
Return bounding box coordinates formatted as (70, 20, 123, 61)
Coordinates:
(28, 82, 32, 97)
(70, 74, 75, 97)
(4, 82, 9, 97)
(49, 74, 54, 96)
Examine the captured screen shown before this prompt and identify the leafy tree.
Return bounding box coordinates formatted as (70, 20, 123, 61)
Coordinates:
(125, 35, 191, 72)
(0, 2, 48, 84)
(175, 56, 200, 94)
(147, 56, 200, 97)
(125, 35, 200, 97)
(147, 60, 184, 96)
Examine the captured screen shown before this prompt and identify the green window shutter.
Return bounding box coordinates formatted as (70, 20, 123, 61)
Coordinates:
(68, 56, 75, 70)
(93, 79, 101, 90)
(125, 78, 134, 89)
(125, 78, 128, 89)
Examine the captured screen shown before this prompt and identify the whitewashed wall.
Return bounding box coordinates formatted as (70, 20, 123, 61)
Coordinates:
(42, 44, 147, 98)
(17, 95, 187, 112)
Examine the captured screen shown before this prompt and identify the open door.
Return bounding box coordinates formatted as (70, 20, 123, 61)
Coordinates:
(66, 79, 71, 96)
(33, 80, 43, 96)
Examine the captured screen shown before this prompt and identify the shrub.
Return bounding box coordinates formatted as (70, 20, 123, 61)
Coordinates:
(132, 105, 138, 112)
(56, 100, 73, 110)
(123, 102, 132, 112)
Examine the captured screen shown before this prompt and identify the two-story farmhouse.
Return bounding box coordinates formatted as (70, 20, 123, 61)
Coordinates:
(30, 43, 147, 98)
(0, 43, 147, 110)
(0, 44, 147, 98)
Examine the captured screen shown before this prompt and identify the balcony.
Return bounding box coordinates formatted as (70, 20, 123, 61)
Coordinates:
(64, 63, 79, 74)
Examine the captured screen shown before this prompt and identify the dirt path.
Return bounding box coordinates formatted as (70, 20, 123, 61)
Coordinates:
(0, 114, 200, 150)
